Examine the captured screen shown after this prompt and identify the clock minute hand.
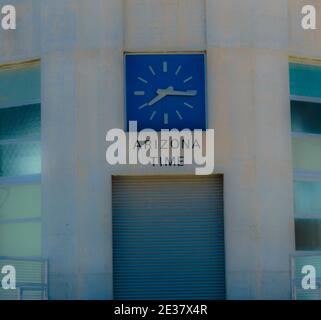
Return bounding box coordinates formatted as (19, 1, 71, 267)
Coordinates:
(157, 89, 198, 96)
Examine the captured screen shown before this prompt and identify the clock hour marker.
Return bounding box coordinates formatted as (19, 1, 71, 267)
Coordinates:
(138, 77, 148, 84)
(175, 65, 182, 75)
(184, 102, 194, 109)
(149, 65, 156, 76)
(163, 62, 168, 73)
(150, 110, 157, 121)
(134, 91, 145, 96)
(176, 110, 183, 120)
(183, 76, 193, 83)
(138, 103, 148, 110)
(164, 113, 169, 125)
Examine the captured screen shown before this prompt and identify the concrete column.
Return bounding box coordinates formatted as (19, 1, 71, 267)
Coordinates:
(0, 0, 41, 63)
(206, 0, 295, 299)
(42, 0, 124, 299)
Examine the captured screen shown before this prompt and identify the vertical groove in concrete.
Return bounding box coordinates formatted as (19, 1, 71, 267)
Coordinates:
(41, 0, 124, 299)
(206, 0, 295, 299)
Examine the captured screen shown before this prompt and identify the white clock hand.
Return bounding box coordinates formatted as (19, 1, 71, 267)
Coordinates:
(148, 93, 166, 106)
(157, 88, 197, 96)
(148, 86, 173, 106)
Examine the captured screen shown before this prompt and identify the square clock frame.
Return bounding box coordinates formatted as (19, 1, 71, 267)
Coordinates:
(125, 53, 207, 131)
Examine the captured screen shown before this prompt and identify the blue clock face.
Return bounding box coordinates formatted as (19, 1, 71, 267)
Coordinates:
(125, 53, 206, 131)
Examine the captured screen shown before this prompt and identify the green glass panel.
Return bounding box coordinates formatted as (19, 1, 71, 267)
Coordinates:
(0, 184, 41, 220)
(291, 101, 321, 134)
(292, 136, 321, 172)
(290, 63, 321, 98)
(0, 63, 40, 108)
(0, 104, 40, 140)
(294, 181, 321, 216)
(0, 222, 41, 256)
(295, 219, 321, 250)
(0, 142, 41, 177)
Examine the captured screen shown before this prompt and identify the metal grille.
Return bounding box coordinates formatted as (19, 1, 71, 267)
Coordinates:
(291, 253, 321, 300)
(0, 257, 48, 300)
(113, 175, 225, 300)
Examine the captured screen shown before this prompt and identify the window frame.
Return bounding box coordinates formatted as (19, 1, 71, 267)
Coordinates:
(290, 61, 321, 252)
(0, 61, 41, 257)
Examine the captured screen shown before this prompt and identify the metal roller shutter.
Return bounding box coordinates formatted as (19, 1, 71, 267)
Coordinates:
(112, 175, 225, 300)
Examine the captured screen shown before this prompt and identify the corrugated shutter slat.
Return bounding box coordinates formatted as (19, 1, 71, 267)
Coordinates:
(112, 175, 225, 300)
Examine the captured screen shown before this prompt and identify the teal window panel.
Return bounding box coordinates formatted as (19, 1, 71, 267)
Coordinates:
(292, 136, 321, 172)
(294, 181, 321, 216)
(291, 100, 321, 134)
(0, 222, 41, 256)
(295, 219, 321, 250)
(290, 63, 321, 98)
(0, 184, 41, 220)
(0, 63, 40, 109)
(0, 142, 41, 177)
(0, 104, 40, 140)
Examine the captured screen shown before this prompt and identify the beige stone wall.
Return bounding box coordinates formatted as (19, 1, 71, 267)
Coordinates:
(289, 0, 321, 59)
(124, 0, 206, 51)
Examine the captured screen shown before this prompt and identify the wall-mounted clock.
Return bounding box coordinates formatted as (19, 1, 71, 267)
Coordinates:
(125, 53, 206, 131)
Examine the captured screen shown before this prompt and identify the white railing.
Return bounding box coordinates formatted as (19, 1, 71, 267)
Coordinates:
(0, 256, 48, 300)
(291, 253, 321, 300)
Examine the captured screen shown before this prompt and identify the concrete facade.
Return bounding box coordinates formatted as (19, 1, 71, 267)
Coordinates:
(0, 0, 320, 299)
